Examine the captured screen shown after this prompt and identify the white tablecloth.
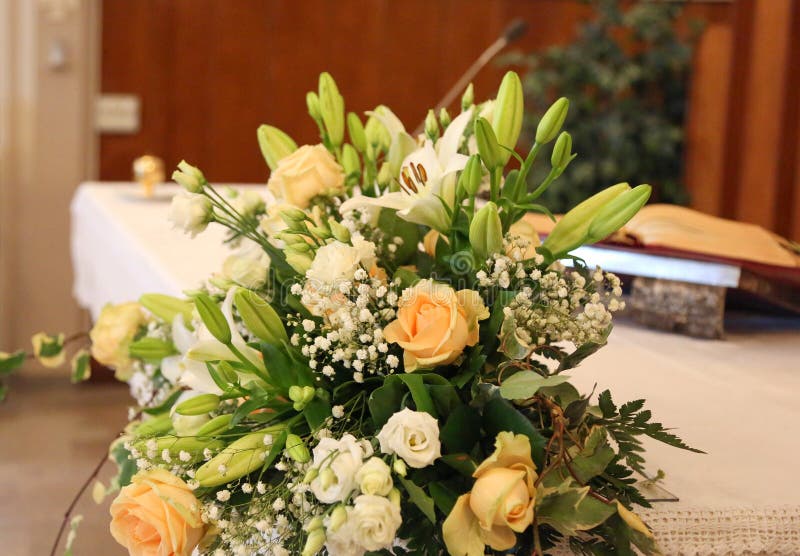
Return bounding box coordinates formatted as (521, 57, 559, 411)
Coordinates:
(70, 183, 800, 555)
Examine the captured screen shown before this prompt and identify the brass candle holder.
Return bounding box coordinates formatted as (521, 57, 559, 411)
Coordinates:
(132, 155, 165, 198)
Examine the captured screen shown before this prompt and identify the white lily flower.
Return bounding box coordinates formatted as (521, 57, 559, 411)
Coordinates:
(160, 314, 224, 395)
(340, 107, 473, 232)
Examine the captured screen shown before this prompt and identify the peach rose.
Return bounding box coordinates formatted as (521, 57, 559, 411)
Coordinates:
(442, 432, 538, 555)
(90, 302, 147, 380)
(110, 469, 204, 556)
(384, 279, 488, 372)
(267, 144, 344, 209)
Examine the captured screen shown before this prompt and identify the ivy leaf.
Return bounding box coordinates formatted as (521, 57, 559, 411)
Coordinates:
(567, 426, 615, 482)
(70, 349, 92, 383)
(499, 372, 571, 400)
(536, 481, 616, 536)
(399, 476, 436, 524)
(0, 351, 26, 375)
(440, 405, 481, 453)
(481, 397, 546, 468)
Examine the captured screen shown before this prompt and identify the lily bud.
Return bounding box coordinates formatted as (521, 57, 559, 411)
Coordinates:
(585, 184, 652, 244)
(301, 528, 326, 556)
(306, 91, 322, 122)
(328, 505, 348, 532)
(536, 97, 569, 144)
(257, 125, 298, 172)
(287, 241, 312, 254)
(172, 160, 205, 193)
(377, 162, 392, 188)
(347, 112, 367, 153)
(364, 115, 390, 153)
(174, 393, 220, 416)
(134, 436, 224, 463)
(474, 117, 504, 170)
(285, 252, 313, 275)
(492, 71, 524, 165)
(319, 72, 345, 147)
(195, 413, 233, 438)
(341, 143, 360, 177)
(194, 293, 231, 345)
(286, 434, 311, 463)
(196, 427, 284, 487)
(31, 332, 65, 368)
(543, 182, 631, 257)
(469, 201, 503, 261)
(424, 109, 439, 141)
(439, 107, 452, 129)
(392, 458, 407, 477)
(134, 414, 174, 437)
(386, 131, 416, 177)
(233, 288, 288, 345)
(328, 218, 351, 243)
(461, 83, 474, 112)
(457, 154, 483, 197)
(551, 131, 574, 170)
(128, 337, 178, 361)
(139, 293, 193, 325)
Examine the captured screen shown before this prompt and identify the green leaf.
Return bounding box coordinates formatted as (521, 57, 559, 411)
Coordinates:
(440, 405, 481, 453)
(378, 209, 420, 265)
(368, 377, 405, 428)
(393, 267, 421, 289)
(303, 395, 331, 431)
(536, 482, 616, 536)
(479, 290, 517, 350)
(70, 350, 92, 383)
(395, 374, 437, 418)
(141, 388, 183, 416)
(568, 426, 615, 482)
(499, 372, 571, 400)
(0, 351, 26, 375)
(399, 476, 436, 524)
(558, 329, 610, 371)
(481, 397, 546, 467)
(439, 453, 478, 477)
(259, 343, 296, 392)
(598, 389, 617, 418)
(194, 294, 231, 344)
(428, 482, 458, 516)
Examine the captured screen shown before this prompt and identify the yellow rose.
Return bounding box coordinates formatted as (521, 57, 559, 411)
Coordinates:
(89, 302, 147, 380)
(267, 144, 344, 209)
(384, 279, 488, 372)
(443, 432, 538, 555)
(110, 469, 204, 556)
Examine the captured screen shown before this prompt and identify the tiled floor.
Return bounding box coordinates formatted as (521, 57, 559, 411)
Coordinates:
(0, 369, 130, 555)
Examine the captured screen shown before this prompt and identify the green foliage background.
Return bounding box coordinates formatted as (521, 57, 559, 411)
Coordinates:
(507, 0, 701, 213)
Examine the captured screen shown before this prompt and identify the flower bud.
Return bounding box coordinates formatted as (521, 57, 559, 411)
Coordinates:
(194, 293, 231, 345)
(469, 202, 503, 261)
(306, 91, 322, 122)
(585, 184, 652, 244)
(474, 117, 504, 170)
(328, 505, 348, 532)
(196, 428, 283, 487)
(461, 83, 474, 112)
(288, 385, 304, 402)
(285, 252, 313, 275)
(347, 112, 366, 153)
(233, 288, 288, 345)
(376, 163, 392, 188)
(392, 458, 407, 477)
(174, 393, 220, 416)
(492, 71, 523, 165)
(31, 332, 65, 368)
(424, 109, 439, 141)
(457, 155, 483, 197)
(128, 337, 178, 361)
(439, 107, 452, 129)
(303, 467, 320, 484)
(134, 435, 224, 463)
(543, 182, 630, 257)
(386, 131, 416, 177)
(172, 160, 205, 193)
(328, 218, 351, 243)
(536, 97, 569, 144)
(195, 413, 233, 438)
(319, 467, 337, 490)
(301, 528, 326, 556)
(364, 115, 390, 153)
(319, 72, 345, 147)
(287, 241, 312, 253)
(135, 414, 174, 437)
(138, 294, 193, 325)
(172, 412, 211, 437)
(280, 207, 308, 223)
(304, 517, 324, 532)
(388, 487, 402, 508)
(341, 143, 360, 177)
(286, 434, 311, 463)
(551, 131, 574, 170)
(257, 125, 298, 171)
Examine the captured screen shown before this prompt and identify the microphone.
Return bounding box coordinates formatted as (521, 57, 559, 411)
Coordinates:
(414, 18, 529, 134)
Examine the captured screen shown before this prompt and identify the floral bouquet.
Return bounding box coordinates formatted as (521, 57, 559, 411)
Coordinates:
(8, 71, 699, 555)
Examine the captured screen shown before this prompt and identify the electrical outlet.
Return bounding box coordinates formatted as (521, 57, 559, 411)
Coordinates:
(95, 94, 140, 134)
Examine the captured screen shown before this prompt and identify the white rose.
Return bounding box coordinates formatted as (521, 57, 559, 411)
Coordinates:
(267, 144, 344, 208)
(324, 508, 362, 556)
(168, 191, 212, 237)
(229, 189, 265, 216)
(221, 241, 270, 289)
(349, 494, 402, 552)
(306, 237, 377, 286)
(377, 408, 441, 469)
(310, 434, 368, 504)
(356, 457, 393, 496)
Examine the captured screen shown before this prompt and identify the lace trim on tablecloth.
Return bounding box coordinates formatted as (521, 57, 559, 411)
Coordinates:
(639, 505, 800, 555)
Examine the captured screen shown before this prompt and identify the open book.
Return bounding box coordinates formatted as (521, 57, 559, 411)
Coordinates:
(525, 204, 800, 270)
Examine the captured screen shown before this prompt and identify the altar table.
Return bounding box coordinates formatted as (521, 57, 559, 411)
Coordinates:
(71, 183, 800, 555)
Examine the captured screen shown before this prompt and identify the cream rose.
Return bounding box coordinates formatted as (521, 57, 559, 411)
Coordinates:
(356, 457, 393, 496)
(90, 302, 147, 380)
(377, 407, 441, 469)
(168, 191, 212, 237)
(305, 237, 377, 287)
(110, 469, 204, 556)
(349, 494, 402, 552)
(267, 144, 344, 208)
(310, 434, 371, 504)
(384, 279, 488, 371)
(442, 432, 538, 555)
(221, 241, 270, 289)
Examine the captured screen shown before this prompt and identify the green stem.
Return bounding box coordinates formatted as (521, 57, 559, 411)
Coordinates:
(518, 142, 541, 189)
(528, 167, 562, 201)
